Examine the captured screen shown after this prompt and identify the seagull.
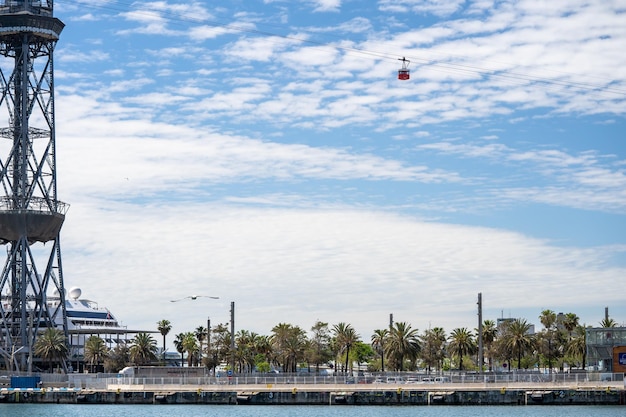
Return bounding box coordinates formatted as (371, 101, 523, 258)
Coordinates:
(170, 295, 219, 302)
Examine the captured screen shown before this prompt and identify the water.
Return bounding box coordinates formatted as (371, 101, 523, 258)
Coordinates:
(0, 404, 623, 417)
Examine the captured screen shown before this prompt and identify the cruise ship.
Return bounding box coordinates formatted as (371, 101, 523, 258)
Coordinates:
(2, 286, 152, 371)
(52, 287, 153, 360)
(59, 287, 133, 345)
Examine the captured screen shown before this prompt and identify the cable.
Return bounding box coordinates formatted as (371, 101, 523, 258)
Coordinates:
(57, 0, 626, 98)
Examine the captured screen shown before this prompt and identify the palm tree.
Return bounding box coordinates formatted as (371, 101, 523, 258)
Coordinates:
(539, 309, 558, 373)
(195, 326, 207, 354)
(539, 309, 557, 330)
(333, 322, 360, 373)
(235, 329, 260, 372)
(271, 323, 307, 373)
(562, 313, 579, 340)
(33, 328, 68, 373)
(157, 319, 172, 361)
(84, 336, 108, 372)
(371, 329, 388, 372)
(173, 333, 186, 366)
(129, 332, 158, 365)
(600, 317, 617, 328)
(448, 328, 475, 371)
(501, 319, 534, 370)
(283, 329, 308, 373)
(482, 320, 498, 372)
(181, 332, 199, 366)
(386, 322, 420, 371)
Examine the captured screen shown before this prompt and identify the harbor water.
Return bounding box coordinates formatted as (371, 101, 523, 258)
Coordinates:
(0, 404, 624, 417)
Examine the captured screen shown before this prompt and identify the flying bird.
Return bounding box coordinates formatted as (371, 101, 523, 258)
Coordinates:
(170, 295, 219, 302)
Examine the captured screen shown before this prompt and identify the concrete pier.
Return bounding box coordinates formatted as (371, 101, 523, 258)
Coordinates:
(1, 385, 625, 406)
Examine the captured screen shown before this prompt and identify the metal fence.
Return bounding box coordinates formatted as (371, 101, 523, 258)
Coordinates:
(3, 371, 624, 390)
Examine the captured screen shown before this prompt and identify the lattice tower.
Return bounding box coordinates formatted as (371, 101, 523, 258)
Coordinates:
(0, 0, 67, 372)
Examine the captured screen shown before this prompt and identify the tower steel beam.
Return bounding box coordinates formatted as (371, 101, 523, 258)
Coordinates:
(0, 0, 67, 372)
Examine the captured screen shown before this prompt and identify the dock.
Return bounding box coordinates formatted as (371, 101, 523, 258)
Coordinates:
(2, 381, 625, 405)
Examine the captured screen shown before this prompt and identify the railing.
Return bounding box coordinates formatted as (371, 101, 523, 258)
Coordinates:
(106, 372, 626, 387)
(2, 371, 624, 390)
(0, 196, 69, 214)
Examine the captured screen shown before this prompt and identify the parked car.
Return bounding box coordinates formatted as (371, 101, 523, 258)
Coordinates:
(386, 376, 405, 384)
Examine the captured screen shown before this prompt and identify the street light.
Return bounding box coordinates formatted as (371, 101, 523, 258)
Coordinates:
(170, 295, 219, 367)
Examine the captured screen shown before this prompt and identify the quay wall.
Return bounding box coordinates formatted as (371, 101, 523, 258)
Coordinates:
(1, 387, 625, 406)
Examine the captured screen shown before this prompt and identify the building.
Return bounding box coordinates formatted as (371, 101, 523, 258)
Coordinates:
(585, 327, 626, 372)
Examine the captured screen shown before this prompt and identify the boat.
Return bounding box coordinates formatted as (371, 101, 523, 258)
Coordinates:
(1, 285, 152, 372)
(50, 287, 153, 370)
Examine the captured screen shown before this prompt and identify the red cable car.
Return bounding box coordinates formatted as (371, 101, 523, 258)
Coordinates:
(398, 57, 410, 80)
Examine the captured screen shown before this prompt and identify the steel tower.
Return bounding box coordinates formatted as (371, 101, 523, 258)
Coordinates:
(0, 0, 67, 372)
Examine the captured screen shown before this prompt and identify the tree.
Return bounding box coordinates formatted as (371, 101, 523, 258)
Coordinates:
(104, 344, 129, 373)
(209, 323, 232, 372)
(567, 325, 587, 369)
(481, 320, 498, 372)
(309, 321, 332, 373)
(562, 313, 579, 340)
(271, 323, 307, 373)
(129, 332, 158, 365)
(371, 329, 388, 372)
(195, 326, 207, 360)
(539, 309, 558, 373)
(181, 332, 199, 366)
(420, 327, 446, 374)
(501, 319, 534, 370)
(235, 329, 261, 372)
(157, 319, 172, 361)
(84, 336, 108, 373)
(33, 328, 68, 373)
(448, 328, 475, 371)
(386, 322, 420, 371)
(539, 309, 557, 330)
(254, 334, 273, 370)
(173, 333, 186, 366)
(353, 341, 375, 370)
(600, 317, 617, 328)
(333, 322, 360, 373)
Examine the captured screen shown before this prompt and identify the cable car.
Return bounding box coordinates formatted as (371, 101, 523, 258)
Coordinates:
(398, 57, 410, 80)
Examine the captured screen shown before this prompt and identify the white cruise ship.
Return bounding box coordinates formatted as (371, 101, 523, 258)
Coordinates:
(49, 287, 153, 370)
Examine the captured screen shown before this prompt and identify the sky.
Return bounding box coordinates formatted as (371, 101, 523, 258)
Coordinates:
(10, 0, 626, 349)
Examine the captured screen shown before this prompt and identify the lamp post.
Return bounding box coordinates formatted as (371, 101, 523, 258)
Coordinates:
(170, 295, 219, 367)
(230, 302, 235, 374)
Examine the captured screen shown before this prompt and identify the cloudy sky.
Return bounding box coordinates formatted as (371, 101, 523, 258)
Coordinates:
(23, 0, 626, 346)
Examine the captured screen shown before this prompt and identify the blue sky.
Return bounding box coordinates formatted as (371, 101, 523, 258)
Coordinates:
(42, 0, 626, 345)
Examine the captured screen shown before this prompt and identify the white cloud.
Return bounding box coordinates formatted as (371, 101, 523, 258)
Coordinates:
(8, 0, 625, 346)
(311, 0, 342, 13)
(58, 202, 626, 341)
(378, 0, 466, 16)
